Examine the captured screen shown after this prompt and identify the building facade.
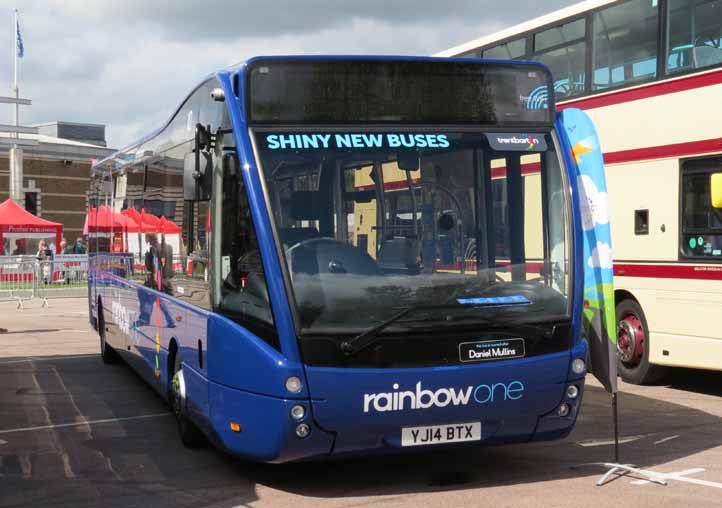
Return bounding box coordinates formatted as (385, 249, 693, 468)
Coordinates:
(0, 121, 114, 240)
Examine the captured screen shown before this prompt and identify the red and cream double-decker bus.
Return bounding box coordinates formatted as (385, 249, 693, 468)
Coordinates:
(440, 0, 722, 383)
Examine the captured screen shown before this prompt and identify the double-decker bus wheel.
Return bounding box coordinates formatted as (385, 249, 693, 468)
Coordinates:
(616, 299, 666, 385)
(170, 354, 206, 448)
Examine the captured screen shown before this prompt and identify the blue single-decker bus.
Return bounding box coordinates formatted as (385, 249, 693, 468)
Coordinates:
(88, 56, 588, 462)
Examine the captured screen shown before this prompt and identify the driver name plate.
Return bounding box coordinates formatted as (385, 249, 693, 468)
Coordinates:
(459, 338, 526, 363)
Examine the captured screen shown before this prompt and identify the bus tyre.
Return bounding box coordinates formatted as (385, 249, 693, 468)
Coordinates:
(616, 299, 666, 385)
(171, 355, 206, 448)
(98, 303, 120, 364)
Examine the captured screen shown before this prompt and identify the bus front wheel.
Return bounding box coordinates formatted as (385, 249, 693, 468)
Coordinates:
(616, 299, 666, 385)
(170, 354, 206, 448)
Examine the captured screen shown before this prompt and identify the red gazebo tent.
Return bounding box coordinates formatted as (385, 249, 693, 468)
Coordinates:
(83, 206, 145, 253)
(0, 199, 63, 253)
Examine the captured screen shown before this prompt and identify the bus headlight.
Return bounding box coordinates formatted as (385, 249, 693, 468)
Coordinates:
(285, 376, 302, 393)
(295, 423, 311, 438)
(566, 385, 579, 399)
(290, 405, 306, 420)
(571, 358, 585, 375)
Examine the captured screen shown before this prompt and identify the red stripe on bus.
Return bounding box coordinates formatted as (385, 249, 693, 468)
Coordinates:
(603, 138, 722, 165)
(494, 138, 721, 176)
(491, 161, 541, 179)
(614, 263, 722, 280)
(557, 67, 722, 111)
(435, 260, 545, 272)
(355, 179, 420, 192)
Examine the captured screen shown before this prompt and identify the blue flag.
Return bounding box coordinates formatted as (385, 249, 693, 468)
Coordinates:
(16, 18, 24, 58)
(561, 108, 618, 394)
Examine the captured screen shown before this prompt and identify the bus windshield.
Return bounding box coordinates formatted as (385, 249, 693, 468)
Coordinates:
(254, 129, 569, 334)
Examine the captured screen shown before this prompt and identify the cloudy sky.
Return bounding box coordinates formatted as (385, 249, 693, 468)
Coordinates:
(0, 1, 578, 149)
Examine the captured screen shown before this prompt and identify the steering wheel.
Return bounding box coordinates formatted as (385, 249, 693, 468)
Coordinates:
(285, 236, 338, 255)
(286, 237, 380, 277)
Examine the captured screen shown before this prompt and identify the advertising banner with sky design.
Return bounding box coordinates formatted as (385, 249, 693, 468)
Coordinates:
(561, 108, 617, 394)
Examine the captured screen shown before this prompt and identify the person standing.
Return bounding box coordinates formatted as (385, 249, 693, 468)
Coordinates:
(61, 238, 75, 254)
(12, 239, 26, 255)
(74, 238, 87, 254)
(36, 240, 52, 284)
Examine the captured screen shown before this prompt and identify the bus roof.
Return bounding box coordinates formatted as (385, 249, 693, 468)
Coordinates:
(434, 0, 615, 57)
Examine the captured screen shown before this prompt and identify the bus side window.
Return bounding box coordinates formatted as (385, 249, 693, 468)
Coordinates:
(217, 161, 280, 350)
(174, 200, 211, 310)
(165, 80, 215, 310)
(681, 158, 722, 259)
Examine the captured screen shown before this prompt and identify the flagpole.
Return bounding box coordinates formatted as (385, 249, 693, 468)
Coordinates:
(613, 392, 619, 464)
(13, 9, 19, 141)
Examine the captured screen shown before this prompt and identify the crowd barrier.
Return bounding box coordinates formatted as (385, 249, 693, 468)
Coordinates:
(0, 254, 89, 308)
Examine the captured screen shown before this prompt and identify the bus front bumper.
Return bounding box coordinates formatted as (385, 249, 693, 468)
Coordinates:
(207, 350, 586, 463)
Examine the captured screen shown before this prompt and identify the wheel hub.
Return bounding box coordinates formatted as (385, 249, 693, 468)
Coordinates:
(617, 313, 645, 366)
(171, 369, 186, 419)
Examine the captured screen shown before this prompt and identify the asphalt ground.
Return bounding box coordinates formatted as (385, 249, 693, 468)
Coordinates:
(1, 298, 722, 508)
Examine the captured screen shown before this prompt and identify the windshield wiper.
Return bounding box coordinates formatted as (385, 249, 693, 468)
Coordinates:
(339, 298, 539, 356)
(339, 304, 459, 356)
(340, 304, 554, 356)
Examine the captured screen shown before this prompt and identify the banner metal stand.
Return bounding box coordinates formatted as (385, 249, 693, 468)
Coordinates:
(594, 393, 667, 487)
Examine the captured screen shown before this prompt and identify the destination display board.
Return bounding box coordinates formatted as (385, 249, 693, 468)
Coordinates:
(247, 59, 554, 125)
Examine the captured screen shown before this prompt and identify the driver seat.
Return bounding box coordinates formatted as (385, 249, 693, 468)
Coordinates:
(377, 236, 421, 274)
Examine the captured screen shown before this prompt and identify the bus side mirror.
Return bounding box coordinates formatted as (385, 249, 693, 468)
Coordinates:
(183, 124, 213, 201)
(183, 151, 212, 200)
(396, 151, 419, 171)
(711, 173, 722, 209)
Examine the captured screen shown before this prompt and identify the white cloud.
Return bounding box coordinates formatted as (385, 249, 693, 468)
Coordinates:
(588, 242, 613, 270)
(578, 174, 609, 231)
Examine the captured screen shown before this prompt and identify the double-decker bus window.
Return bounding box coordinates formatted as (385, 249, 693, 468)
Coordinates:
(532, 18, 587, 99)
(457, 49, 481, 57)
(667, 0, 722, 73)
(534, 18, 585, 53)
(592, 0, 659, 90)
(482, 38, 527, 59)
(681, 158, 722, 259)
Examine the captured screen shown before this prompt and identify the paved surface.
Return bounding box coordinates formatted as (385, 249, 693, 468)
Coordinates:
(1, 298, 722, 508)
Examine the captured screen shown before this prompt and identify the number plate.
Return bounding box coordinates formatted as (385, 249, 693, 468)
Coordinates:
(401, 422, 481, 447)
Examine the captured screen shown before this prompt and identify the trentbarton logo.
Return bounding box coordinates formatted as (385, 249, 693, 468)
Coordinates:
(362, 381, 525, 413)
(486, 133, 547, 152)
(495, 135, 541, 150)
